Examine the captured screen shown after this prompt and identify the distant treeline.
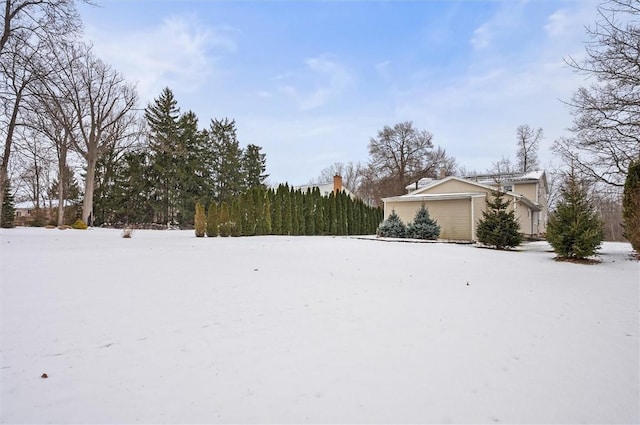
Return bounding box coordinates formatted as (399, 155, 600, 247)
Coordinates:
(196, 185, 383, 237)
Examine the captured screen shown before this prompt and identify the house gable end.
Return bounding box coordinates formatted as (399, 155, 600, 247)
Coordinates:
(412, 177, 494, 196)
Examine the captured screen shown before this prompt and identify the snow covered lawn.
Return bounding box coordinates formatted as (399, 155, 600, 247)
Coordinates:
(1, 228, 638, 424)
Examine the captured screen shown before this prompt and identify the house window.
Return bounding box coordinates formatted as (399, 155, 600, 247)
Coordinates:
(503, 185, 513, 192)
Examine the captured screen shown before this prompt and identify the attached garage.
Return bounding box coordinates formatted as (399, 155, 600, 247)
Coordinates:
(383, 193, 486, 241)
(382, 176, 542, 242)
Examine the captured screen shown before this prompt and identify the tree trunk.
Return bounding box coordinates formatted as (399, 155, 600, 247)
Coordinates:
(82, 155, 97, 226)
(0, 87, 23, 227)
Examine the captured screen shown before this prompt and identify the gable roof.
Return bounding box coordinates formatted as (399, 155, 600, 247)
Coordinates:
(406, 170, 547, 192)
(386, 175, 541, 211)
(407, 176, 496, 195)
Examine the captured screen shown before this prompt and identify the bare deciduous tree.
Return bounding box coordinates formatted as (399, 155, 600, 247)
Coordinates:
(516, 124, 542, 172)
(559, 0, 640, 187)
(367, 121, 435, 199)
(309, 161, 364, 194)
(47, 42, 137, 224)
(0, 0, 83, 225)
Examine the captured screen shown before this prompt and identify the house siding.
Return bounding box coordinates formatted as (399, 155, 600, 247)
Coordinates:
(415, 179, 485, 195)
(385, 198, 473, 240)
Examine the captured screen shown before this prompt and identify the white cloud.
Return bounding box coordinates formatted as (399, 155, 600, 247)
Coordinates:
(84, 15, 237, 104)
(470, 24, 492, 50)
(278, 55, 353, 110)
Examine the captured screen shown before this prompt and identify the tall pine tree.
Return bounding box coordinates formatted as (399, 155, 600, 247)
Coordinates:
(242, 144, 268, 190)
(145, 87, 182, 225)
(210, 118, 244, 203)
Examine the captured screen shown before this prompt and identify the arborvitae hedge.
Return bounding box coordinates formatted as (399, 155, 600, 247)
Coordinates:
(194, 202, 205, 237)
(206, 203, 218, 237)
(196, 186, 382, 237)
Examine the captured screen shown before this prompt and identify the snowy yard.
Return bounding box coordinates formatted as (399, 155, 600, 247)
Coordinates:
(1, 227, 638, 424)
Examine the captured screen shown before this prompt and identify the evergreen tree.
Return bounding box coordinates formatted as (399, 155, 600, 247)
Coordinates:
(145, 87, 182, 225)
(304, 189, 314, 235)
(283, 185, 293, 235)
(547, 171, 603, 259)
(272, 186, 283, 235)
(328, 192, 337, 235)
(254, 188, 265, 235)
(206, 202, 218, 237)
(313, 188, 325, 235)
(218, 201, 232, 237)
(263, 193, 272, 235)
(177, 111, 211, 225)
(623, 159, 640, 254)
(210, 118, 244, 202)
(1, 182, 16, 228)
(407, 204, 440, 240)
(476, 191, 522, 249)
(243, 191, 256, 236)
(377, 210, 407, 238)
(230, 198, 242, 237)
(194, 202, 205, 237)
(271, 189, 282, 235)
(242, 144, 269, 189)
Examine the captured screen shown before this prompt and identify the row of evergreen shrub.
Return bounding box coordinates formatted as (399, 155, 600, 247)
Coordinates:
(195, 185, 383, 237)
(377, 204, 441, 240)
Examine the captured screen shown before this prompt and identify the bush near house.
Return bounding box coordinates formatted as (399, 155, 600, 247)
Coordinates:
(407, 204, 440, 240)
(476, 190, 522, 250)
(377, 210, 407, 238)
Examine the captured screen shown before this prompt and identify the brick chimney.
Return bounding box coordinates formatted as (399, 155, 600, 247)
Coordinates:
(333, 174, 343, 194)
(438, 169, 447, 179)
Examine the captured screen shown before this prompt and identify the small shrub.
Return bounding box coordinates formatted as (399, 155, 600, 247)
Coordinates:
(407, 204, 440, 240)
(219, 221, 237, 237)
(377, 210, 407, 238)
(71, 219, 88, 230)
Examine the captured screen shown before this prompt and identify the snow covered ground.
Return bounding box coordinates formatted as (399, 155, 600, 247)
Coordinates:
(1, 227, 638, 424)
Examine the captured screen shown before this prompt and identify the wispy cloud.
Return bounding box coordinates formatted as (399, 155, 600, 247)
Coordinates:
(278, 55, 353, 110)
(84, 15, 238, 104)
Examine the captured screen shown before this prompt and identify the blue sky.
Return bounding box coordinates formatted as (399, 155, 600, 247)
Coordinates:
(78, 0, 600, 185)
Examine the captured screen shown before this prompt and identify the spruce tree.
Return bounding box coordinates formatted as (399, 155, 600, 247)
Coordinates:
(242, 144, 269, 189)
(194, 202, 206, 237)
(1, 183, 16, 228)
(377, 210, 407, 238)
(206, 202, 218, 237)
(145, 87, 182, 225)
(623, 159, 640, 254)
(547, 171, 603, 259)
(210, 118, 244, 202)
(407, 204, 440, 240)
(476, 191, 522, 249)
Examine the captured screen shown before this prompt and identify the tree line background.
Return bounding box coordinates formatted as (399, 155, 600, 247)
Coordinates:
(1, 0, 638, 243)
